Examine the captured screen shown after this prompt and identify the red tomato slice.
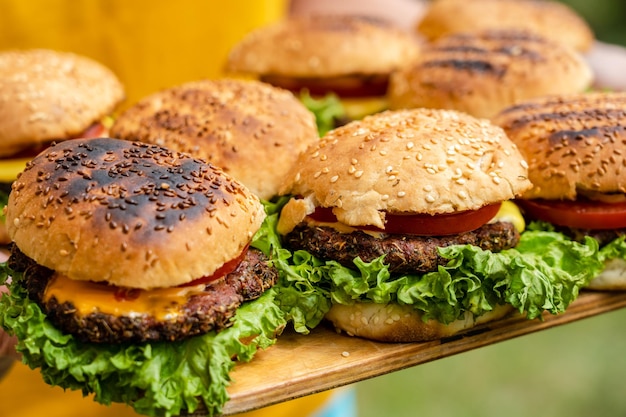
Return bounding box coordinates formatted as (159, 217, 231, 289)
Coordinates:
(113, 246, 249, 300)
(179, 245, 249, 287)
(260, 74, 389, 98)
(517, 199, 626, 230)
(308, 204, 502, 236)
(76, 121, 106, 139)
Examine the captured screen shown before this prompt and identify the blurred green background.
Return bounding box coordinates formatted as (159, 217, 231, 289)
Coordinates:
(560, 0, 626, 46)
(355, 2, 626, 416)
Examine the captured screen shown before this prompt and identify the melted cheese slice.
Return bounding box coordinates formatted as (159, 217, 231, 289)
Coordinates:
(303, 201, 526, 236)
(340, 96, 389, 120)
(43, 273, 206, 320)
(0, 157, 30, 183)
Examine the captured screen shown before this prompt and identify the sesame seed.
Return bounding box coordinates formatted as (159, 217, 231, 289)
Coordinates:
(397, 191, 406, 198)
(423, 185, 433, 192)
(341, 351, 350, 358)
(492, 177, 501, 184)
(458, 190, 468, 199)
(426, 167, 436, 175)
(520, 160, 529, 169)
(330, 175, 339, 183)
(406, 142, 414, 150)
(426, 195, 436, 203)
(354, 170, 363, 178)
(456, 178, 466, 185)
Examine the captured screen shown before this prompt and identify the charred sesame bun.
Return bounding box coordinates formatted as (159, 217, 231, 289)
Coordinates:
(388, 30, 593, 119)
(0, 49, 125, 157)
(226, 14, 420, 79)
(492, 92, 626, 200)
(416, 0, 594, 52)
(110, 79, 318, 201)
(278, 108, 532, 234)
(6, 137, 265, 290)
(493, 92, 626, 290)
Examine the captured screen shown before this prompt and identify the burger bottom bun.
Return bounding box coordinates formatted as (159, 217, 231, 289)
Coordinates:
(325, 302, 514, 342)
(586, 258, 626, 291)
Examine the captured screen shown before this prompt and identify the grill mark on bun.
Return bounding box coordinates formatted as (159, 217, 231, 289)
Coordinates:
(547, 126, 626, 146)
(25, 139, 247, 242)
(421, 59, 507, 78)
(493, 92, 626, 200)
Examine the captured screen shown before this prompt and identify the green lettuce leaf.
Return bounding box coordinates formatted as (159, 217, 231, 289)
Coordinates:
(299, 90, 346, 136)
(271, 225, 604, 327)
(0, 200, 293, 417)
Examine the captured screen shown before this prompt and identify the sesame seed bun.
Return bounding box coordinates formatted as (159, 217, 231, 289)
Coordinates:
(110, 79, 319, 201)
(6, 138, 265, 290)
(0, 49, 125, 157)
(388, 30, 592, 119)
(325, 302, 514, 342)
(278, 108, 532, 233)
(492, 91, 626, 200)
(225, 14, 420, 79)
(416, 0, 594, 52)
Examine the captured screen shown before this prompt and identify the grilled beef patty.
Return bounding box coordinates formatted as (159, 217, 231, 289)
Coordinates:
(283, 221, 519, 274)
(8, 245, 278, 344)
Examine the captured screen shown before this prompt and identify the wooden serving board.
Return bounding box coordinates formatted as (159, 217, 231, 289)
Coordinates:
(215, 290, 626, 415)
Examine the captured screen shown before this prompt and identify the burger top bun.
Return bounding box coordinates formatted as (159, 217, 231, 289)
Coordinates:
(416, 0, 594, 52)
(278, 108, 532, 232)
(388, 30, 593, 119)
(0, 49, 125, 157)
(6, 138, 265, 290)
(110, 79, 319, 201)
(492, 92, 626, 200)
(225, 14, 420, 78)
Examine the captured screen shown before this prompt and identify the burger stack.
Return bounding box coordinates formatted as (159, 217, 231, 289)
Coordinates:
(0, 2, 624, 417)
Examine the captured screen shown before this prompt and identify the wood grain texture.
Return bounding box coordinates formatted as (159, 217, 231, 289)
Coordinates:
(211, 291, 626, 415)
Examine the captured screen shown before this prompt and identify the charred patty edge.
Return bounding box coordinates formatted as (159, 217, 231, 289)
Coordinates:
(8, 244, 278, 344)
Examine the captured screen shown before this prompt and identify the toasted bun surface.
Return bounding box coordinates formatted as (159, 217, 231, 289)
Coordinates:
(278, 108, 532, 232)
(388, 30, 592, 119)
(110, 79, 319, 201)
(6, 138, 265, 289)
(225, 14, 420, 78)
(0, 49, 125, 156)
(492, 92, 626, 200)
(416, 0, 593, 52)
(325, 302, 514, 342)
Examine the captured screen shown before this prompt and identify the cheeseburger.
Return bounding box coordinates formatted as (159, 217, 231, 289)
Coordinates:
(225, 14, 420, 123)
(0, 138, 284, 416)
(110, 78, 319, 201)
(415, 0, 594, 52)
(276, 108, 603, 342)
(388, 29, 593, 119)
(493, 92, 626, 290)
(0, 48, 125, 243)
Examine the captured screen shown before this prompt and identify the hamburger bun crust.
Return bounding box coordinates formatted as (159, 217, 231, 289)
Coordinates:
(325, 302, 514, 342)
(6, 138, 265, 289)
(225, 14, 420, 78)
(110, 79, 319, 201)
(587, 258, 626, 290)
(388, 30, 593, 119)
(0, 49, 125, 156)
(492, 92, 626, 200)
(279, 108, 532, 231)
(416, 0, 594, 52)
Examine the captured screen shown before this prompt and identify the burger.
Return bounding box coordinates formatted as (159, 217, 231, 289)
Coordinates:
(275, 108, 603, 342)
(225, 14, 420, 130)
(388, 29, 593, 119)
(0, 137, 287, 416)
(109, 78, 319, 201)
(0, 48, 125, 243)
(415, 0, 594, 52)
(492, 92, 626, 290)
